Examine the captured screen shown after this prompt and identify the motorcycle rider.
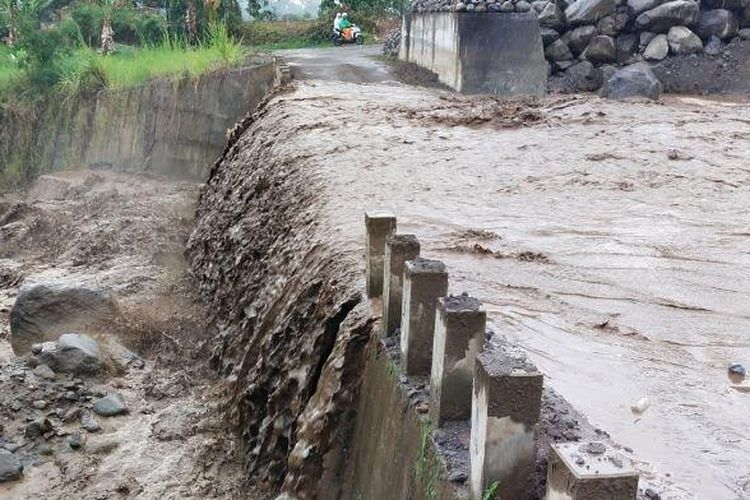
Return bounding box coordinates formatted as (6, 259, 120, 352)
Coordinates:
(333, 12, 342, 33)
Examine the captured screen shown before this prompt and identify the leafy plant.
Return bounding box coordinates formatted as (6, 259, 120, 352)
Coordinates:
(482, 481, 500, 500)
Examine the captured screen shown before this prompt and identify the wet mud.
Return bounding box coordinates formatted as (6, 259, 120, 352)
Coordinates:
(214, 79, 750, 499)
(0, 171, 248, 499)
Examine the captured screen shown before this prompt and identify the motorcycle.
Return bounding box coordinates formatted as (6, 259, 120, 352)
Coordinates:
(332, 25, 364, 46)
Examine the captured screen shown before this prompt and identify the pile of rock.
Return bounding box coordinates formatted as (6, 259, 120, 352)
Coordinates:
(383, 29, 402, 58)
(409, 0, 750, 92)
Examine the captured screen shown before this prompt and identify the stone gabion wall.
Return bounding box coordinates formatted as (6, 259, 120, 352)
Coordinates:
(410, 0, 750, 83)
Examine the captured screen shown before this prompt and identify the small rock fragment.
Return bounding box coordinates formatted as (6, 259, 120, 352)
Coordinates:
(631, 397, 650, 415)
(68, 432, 83, 450)
(93, 393, 128, 417)
(0, 449, 23, 482)
(33, 364, 56, 380)
(81, 411, 101, 433)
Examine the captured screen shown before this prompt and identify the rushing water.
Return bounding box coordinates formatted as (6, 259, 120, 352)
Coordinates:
(267, 79, 750, 498)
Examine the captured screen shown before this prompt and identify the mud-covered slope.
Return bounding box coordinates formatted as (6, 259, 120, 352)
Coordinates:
(186, 93, 375, 497)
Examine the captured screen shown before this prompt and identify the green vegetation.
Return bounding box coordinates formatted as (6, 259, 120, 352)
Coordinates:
(482, 481, 500, 500)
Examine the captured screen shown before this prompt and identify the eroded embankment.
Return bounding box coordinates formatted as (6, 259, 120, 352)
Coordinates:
(186, 92, 377, 498)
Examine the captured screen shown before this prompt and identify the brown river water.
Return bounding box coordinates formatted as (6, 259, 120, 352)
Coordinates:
(264, 67, 750, 498)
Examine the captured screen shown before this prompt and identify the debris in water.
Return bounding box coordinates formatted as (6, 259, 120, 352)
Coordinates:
(631, 397, 650, 415)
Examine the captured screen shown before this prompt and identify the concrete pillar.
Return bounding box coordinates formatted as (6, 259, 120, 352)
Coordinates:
(546, 442, 639, 500)
(382, 234, 420, 337)
(400, 258, 448, 375)
(429, 294, 485, 425)
(470, 351, 543, 500)
(364, 212, 397, 299)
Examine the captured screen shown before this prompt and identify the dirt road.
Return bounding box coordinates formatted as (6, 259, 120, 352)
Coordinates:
(280, 45, 395, 83)
(272, 47, 750, 498)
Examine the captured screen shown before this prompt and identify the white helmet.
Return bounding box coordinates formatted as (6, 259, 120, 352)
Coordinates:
(342, 12, 348, 17)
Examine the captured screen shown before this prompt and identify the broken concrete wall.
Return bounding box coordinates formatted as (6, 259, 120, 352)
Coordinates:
(0, 60, 277, 184)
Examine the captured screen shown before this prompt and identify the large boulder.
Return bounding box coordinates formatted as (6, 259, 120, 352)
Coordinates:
(565, 0, 616, 25)
(584, 35, 617, 63)
(546, 39, 574, 60)
(695, 9, 739, 40)
(93, 393, 129, 417)
(644, 34, 670, 60)
(10, 282, 116, 355)
(37, 333, 104, 375)
(601, 63, 663, 100)
(0, 450, 23, 482)
(567, 25, 598, 54)
(667, 26, 704, 54)
(635, 0, 700, 32)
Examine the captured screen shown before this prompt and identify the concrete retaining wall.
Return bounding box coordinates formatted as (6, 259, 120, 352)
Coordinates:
(0, 59, 277, 183)
(399, 12, 548, 95)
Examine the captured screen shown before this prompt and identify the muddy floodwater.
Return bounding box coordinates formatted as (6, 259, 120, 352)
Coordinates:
(262, 80, 750, 499)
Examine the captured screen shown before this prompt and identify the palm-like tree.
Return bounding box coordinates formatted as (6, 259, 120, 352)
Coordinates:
(98, 0, 118, 54)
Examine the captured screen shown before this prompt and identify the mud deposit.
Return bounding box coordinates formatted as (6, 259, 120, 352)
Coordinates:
(0, 171, 248, 498)
(197, 81, 749, 499)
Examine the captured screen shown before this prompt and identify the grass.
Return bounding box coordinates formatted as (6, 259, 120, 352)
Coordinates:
(0, 24, 246, 103)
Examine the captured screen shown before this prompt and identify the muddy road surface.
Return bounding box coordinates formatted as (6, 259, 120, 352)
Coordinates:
(280, 45, 395, 83)
(252, 56, 750, 499)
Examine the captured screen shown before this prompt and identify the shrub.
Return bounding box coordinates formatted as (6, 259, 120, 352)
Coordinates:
(135, 13, 167, 46)
(70, 2, 103, 47)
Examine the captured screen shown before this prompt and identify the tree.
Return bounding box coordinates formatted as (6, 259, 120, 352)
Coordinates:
(0, 0, 54, 47)
(99, 0, 117, 54)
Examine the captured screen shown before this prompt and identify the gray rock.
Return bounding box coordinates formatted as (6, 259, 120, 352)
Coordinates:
(667, 26, 703, 54)
(25, 418, 52, 438)
(565, 61, 603, 90)
(568, 25, 598, 54)
(31, 343, 42, 355)
(565, 0, 616, 25)
(532, 0, 548, 12)
(10, 282, 116, 355)
(0, 449, 23, 482)
(627, 0, 668, 15)
(616, 34, 639, 63)
(596, 15, 618, 36)
(516, 0, 533, 10)
(695, 9, 738, 41)
(546, 39, 574, 60)
(38, 333, 104, 376)
(500, 0, 515, 10)
(68, 432, 83, 450)
(93, 393, 128, 417)
(613, 5, 630, 30)
(600, 63, 618, 82)
(704, 35, 722, 55)
(739, 28, 750, 39)
(640, 31, 657, 49)
(701, 0, 748, 10)
(455, 1, 467, 9)
(635, 0, 700, 32)
(538, 1, 564, 27)
(584, 35, 617, 62)
(602, 63, 663, 99)
(81, 411, 101, 432)
(729, 363, 746, 376)
(31, 399, 47, 410)
(644, 34, 669, 60)
(33, 363, 56, 380)
(541, 27, 561, 46)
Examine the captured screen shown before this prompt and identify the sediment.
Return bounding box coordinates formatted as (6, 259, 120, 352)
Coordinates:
(186, 91, 376, 496)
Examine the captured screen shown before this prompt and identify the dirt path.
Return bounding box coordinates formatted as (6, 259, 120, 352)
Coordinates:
(0, 171, 248, 499)
(238, 78, 750, 499)
(279, 45, 395, 83)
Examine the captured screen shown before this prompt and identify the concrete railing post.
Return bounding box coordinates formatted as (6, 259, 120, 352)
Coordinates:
(429, 294, 485, 425)
(364, 212, 396, 299)
(470, 351, 543, 500)
(382, 234, 420, 337)
(546, 442, 639, 500)
(400, 258, 448, 376)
